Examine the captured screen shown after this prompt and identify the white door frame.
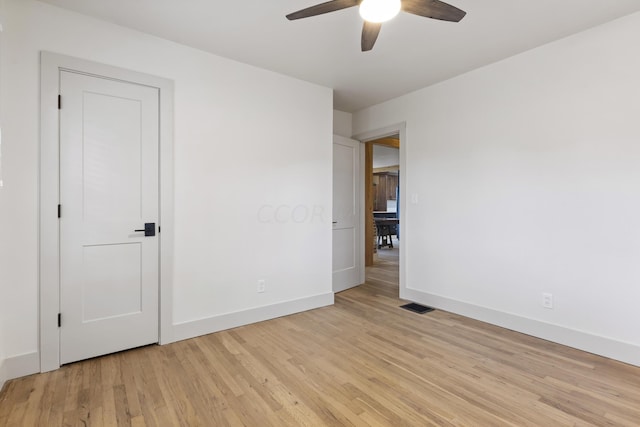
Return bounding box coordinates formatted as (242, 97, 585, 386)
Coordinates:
(353, 122, 407, 294)
(39, 52, 175, 372)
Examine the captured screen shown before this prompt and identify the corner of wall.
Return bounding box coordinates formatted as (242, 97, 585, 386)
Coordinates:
(0, 357, 7, 393)
(333, 110, 353, 138)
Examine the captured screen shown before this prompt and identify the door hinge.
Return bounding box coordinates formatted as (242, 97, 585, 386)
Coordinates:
(58, 204, 61, 218)
(58, 95, 61, 110)
(57, 313, 61, 328)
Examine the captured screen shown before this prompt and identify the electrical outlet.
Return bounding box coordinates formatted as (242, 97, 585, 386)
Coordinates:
(542, 293, 553, 309)
(257, 279, 266, 293)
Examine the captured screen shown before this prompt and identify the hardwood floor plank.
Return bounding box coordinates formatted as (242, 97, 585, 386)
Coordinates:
(1, 246, 640, 425)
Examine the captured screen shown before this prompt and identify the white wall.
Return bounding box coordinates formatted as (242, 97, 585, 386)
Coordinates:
(0, 215, 5, 389)
(354, 12, 640, 365)
(333, 110, 353, 138)
(0, 0, 8, 391)
(0, 0, 333, 377)
(373, 145, 399, 169)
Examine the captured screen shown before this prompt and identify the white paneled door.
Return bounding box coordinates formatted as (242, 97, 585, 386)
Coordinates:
(59, 71, 160, 364)
(332, 136, 362, 292)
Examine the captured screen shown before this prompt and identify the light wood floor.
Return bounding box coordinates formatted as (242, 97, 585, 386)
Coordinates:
(2, 248, 640, 426)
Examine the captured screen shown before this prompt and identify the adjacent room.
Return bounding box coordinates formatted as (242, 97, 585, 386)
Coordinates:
(2, 0, 640, 425)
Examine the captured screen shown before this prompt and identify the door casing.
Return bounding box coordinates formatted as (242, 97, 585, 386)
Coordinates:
(39, 51, 175, 372)
(353, 123, 407, 296)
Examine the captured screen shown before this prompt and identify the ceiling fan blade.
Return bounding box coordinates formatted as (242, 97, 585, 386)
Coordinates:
(286, 0, 360, 20)
(361, 21, 382, 52)
(401, 0, 466, 22)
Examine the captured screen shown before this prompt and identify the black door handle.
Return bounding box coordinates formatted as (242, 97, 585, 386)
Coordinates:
(134, 222, 156, 236)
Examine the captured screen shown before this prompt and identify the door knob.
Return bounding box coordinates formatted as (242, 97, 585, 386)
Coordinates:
(134, 222, 156, 236)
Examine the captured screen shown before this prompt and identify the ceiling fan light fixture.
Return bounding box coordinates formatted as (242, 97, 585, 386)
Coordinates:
(359, 0, 401, 23)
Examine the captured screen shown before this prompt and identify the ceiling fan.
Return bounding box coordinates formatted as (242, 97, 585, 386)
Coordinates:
(286, 0, 466, 52)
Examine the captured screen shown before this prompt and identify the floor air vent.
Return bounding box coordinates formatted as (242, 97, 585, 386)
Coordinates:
(400, 302, 435, 314)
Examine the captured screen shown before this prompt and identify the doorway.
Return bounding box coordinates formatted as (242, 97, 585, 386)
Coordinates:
(39, 52, 175, 371)
(365, 136, 400, 295)
(352, 122, 406, 296)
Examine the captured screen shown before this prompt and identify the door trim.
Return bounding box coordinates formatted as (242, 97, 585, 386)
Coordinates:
(39, 52, 175, 372)
(353, 122, 406, 294)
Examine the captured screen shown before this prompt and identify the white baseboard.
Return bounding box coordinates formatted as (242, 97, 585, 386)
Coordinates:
(0, 357, 6, 393)
(173, 292, 335, 342)
(0, 352, 40, 385)
(401, 287, 640, 367)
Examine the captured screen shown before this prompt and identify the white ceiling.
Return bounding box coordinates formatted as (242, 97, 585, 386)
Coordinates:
(40, 0, 640, 112)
